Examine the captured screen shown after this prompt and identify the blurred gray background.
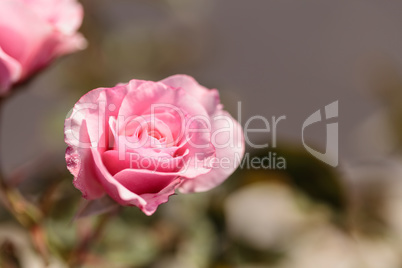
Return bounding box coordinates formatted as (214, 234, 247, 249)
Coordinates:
(3, 0, 402, 173)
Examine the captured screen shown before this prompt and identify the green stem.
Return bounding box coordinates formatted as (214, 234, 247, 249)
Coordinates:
(68, 212, 114, 267)
(0, 95, 48, 265)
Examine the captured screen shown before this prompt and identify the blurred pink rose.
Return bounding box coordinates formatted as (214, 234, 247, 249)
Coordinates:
(0, 0, 86, 95)
(65, 75, 245, 215)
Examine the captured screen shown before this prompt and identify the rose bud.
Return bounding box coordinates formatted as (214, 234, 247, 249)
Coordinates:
(0, 0, 87, 95)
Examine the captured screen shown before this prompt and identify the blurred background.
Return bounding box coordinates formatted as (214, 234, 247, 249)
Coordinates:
(2, 0, 402, 267)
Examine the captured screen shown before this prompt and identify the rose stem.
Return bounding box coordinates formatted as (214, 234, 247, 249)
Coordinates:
(68, 211, 115, 267)
(0, 94, 49, 265)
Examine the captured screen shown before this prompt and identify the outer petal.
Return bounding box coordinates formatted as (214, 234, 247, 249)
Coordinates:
(118, 81, 209, 120)
(65, 124, 104, 200)
(65, 86, 130, 199)
(53, 32, 87, 57)
(102, 150, 182, 175)
(74, 85, 131, 152)
(179, 110, 245, 193)
(113, 169, 177, 196)
(0, 47, 21, 95)
(18, 0, 84, 35)
(160, 74, 221, 115)
(139, 178, 182, 215)
(92, 148, 181, 216)
(91, 148, 148, 209)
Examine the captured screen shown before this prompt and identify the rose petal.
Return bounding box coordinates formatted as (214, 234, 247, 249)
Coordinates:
(65, 86, 132, 198)
(179, 110, 245, 193)
(18, 0, 84, 35)
(0, 0, 54, 79)
(0, 47, 21, 94)
(92, 147, 180, 215)
(113, 169, 178, 196)
(53, 32, 87, 57)
(160, 74, 221, 115)
(91, 147, 148, 209)
(68, 85, 131, 152)
(65, 121, 105, 200)
(139, 177, 182, 215)
(102, 150, 182, 175)
(118, 81, 209, 125)
(0, 0, 86, 85)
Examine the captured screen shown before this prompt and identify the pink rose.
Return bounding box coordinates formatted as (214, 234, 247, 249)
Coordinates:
(0, 0, 86, 95)
(65, 75, 245, 215)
